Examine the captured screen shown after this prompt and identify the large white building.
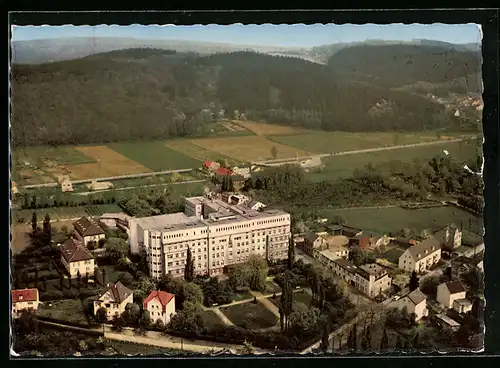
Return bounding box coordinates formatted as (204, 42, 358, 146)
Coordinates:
(129, 195, 291, 279)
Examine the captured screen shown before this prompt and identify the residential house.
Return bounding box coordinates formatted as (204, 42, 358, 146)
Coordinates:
(436, 280, 471, 313)
(313, 247, 349, 267)
(434, 224, 462, 251)
(58, 175, 73, 193)
(87, 180, 114, 191)
(202, 161, 220, 173)
(394, 289, 428, 321)
(302, 232, 325, 255)
(471, 251, 484, 272)
(60, 238, 95, 278)
(350, 232, 386, 250)
(215, 167, 233, 177)
(323, 235, 350, 249)
(330, 258, 358, 285)
(398, 236, 442, 273)
(73, 216, 106, 246)
(143, 290, 176, 326)
(93, 282, 134, 320)
(232, 166, 251, 179)
(355, 263, 392, 298)
(12, 288, 40, 318)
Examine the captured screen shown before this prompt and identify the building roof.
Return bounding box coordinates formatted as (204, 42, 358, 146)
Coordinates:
(333, 258, 358, 273)
(203, 160, 215, 168)
(12, 288, 39, 303)
(60, 238, 94, 263)
(405, 236, 441, 261)
(73, 216, 105, 237)
(324, 235, 349, 247)
(436, 313, 461, 327)
(143, 290, 175, 312)
(443, 280, 466, 294)
(98, 282, 133, 303)
(215, 167, 233, 176)
(453, 298, 472, 306)
(319, 249, 345, 262)
(407, 289, 426, 306)
(304, 232, 320, 243)
(357, 263, 388, 280)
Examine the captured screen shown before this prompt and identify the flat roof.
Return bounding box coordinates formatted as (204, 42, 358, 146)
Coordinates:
(320, 249, 344, 262)
(436, 314, 461, 327)
(134, 213, 201, 231)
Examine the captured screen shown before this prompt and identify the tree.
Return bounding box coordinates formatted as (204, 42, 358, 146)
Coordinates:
(412, 332, 421, 350)
(42, 213, 52, 243)
(105, 237, 129, 263)
(34, 267, 39, 288)
(112, 314, 126, 332)
(121, 303, 141, 325)
(31, 211, 37, 233)
(182, 282, 204, 305)
(253, 296, 257, 304)
(271, 145, 278, 159)
(246, 255, 269, 292)
(379, 327, 389, 352)
(31, 194, 37, 209)
(139, 310, 151, 328)
(102, 268, 107, 286)
(445, 266, 452, 281)
(78, 340, 88, 352)
(76, 270, 81, 290)
(154, 319, 165, 331)
(59, 273, 64, 290)
(348, 323, 358, 352)
(287, 236, 295, 269)
(408, 271, 419, 291)
(95, 307, 108, 324)
(279, 272, 294, 332)
(23, 193, 29, 209)
(420, 276, 440, 295)
(42, 275, 47, 291)
(361, 325, 372, 351)
(184, 247, 195, 282)
(321, 324, 330, 353)
(395, 335, 404, 350)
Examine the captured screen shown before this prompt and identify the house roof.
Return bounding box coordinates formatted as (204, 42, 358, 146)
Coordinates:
(60, 238, 94, 263)
(12, 288, 39, 303)
(73, 216, 105, 237)
(203, 160, 215, 167)
(406, 236, 441, 261)
(304, 232, 320, 243)
(215, 167, 233, 176)
(143, 290, 175, 312)
(333, 258, 358, 273)
(98, 281, 133, 303)
(443, 280, 466, 294)
(407, 289, 426, 306)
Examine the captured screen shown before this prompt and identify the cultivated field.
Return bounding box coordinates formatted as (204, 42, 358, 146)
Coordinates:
(233, 120, 309, 136)
(164, 139, 234, 163)
(108, 141, 201, 171)
(319, 206, 483, 236)
(307, 140, 478, 181)
(64, 146, 151, 180)
(267, 131, 458, 155)
(191, 135, 311, 162)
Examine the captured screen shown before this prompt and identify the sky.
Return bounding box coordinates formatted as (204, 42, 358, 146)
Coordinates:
(11, 23, 481, 47)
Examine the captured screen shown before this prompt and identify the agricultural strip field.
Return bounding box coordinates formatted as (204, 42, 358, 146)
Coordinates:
(191, 135, 311, 163)
(107, 141, 201, 171)
(163, 139, 234, 163)
(220, 302, 278, 330)
(12, 204, 123, 223)
(63, 146, 151, 180)
(307, 140, 478, 182)
(267, 132, 458, 155)
(318, 206, 483, 236)
(13, 146, 96, 166)
(232, 120, 311, 136)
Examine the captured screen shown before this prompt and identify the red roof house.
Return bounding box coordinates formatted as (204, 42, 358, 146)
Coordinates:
(203, 160, 215, 168)
(215, 167, 233, 176)
(12, 288, 39, 304)
(143, 290, 176, 325)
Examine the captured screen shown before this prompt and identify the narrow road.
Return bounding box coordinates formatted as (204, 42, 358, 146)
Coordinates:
(74, 179, 206, 196)
(249, 290, 280, 317)
(254, 138, 471, 166)
(213, 308, 235, 327)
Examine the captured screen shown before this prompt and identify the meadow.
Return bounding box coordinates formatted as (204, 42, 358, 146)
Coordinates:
(319, 206, 483, 236)
(306, 140, 478, 182)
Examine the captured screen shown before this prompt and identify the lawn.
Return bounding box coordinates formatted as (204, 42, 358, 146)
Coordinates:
(319, 206, 482, 236)
(169, 181, 206, 198)
(220, 302, 278, 330)
(269, 290, 312, 309)
(382, 248, 405, 264)
(37, 298, 89, 325)
(267, 131, 460, 155)
(233, 120, 310, 136)
(13, 146, 96, 166)
(230, 289, 253, 302)
(163, 139, 236, 163)
(306, 140, 478, 182)
(200, 310, 225, 330)
(107, 141, 201, 171)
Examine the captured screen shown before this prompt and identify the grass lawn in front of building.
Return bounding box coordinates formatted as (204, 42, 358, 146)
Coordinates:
(220, 302, 278, 330)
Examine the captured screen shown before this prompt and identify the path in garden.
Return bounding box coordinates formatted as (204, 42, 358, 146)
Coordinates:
(249, 290, 280, 317)
(213, 308, 235, 327)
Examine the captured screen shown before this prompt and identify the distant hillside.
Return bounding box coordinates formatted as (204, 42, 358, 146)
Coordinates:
(11, 48, 478, 148)
(327, 43, 482, 92)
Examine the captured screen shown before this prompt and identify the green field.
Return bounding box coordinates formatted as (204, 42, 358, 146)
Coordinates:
(267, 132, 460, 155)
(382, 248, 405, 264)
(13, 146, 96, 166)
(307, 140, 478, 181)
(37, 299, 88, 325)
(107, 141, 201, 171)
(319, 206, 483, 235)
(169, 181, 206, 198)
(220, 302, 278, 330)
(13, 204, 123, 223)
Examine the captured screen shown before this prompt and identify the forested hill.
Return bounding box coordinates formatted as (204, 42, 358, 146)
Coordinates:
(11, 47, 480, 148)
(327, 44, 482, 91)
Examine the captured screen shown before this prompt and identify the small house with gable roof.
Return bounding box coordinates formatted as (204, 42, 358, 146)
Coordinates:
(93, 281, 134, 320)
(143, 290, 176, 326)
(60, 238, 95, 278)
(73, 216, 106, 246)
(398, 236, 442, 273)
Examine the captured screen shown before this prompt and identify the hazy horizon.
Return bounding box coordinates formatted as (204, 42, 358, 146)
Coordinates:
(11, 24, 482, 48)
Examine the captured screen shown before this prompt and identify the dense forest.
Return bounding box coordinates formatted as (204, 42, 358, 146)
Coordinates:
(11, 44, 482, 148)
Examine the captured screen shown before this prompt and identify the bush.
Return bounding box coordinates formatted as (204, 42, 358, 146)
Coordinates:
(40, 290, 64, 301)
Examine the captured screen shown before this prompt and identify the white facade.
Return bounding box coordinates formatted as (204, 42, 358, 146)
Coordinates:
(129, 197, 291, 279)
(61, 257, 95, 278)
(12, 289, 40, 318)
(93, 290, 133, 320)
(394, 290, 429, 321)
(436, 283, 467, 309)
(74, 232, 106, 246)
(146, 296, 176, 326)
(399, 246, 441, 273)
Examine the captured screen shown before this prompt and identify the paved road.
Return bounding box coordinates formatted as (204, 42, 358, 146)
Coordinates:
(74, 179, 206, 196)
(254, 138, 470, 166)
